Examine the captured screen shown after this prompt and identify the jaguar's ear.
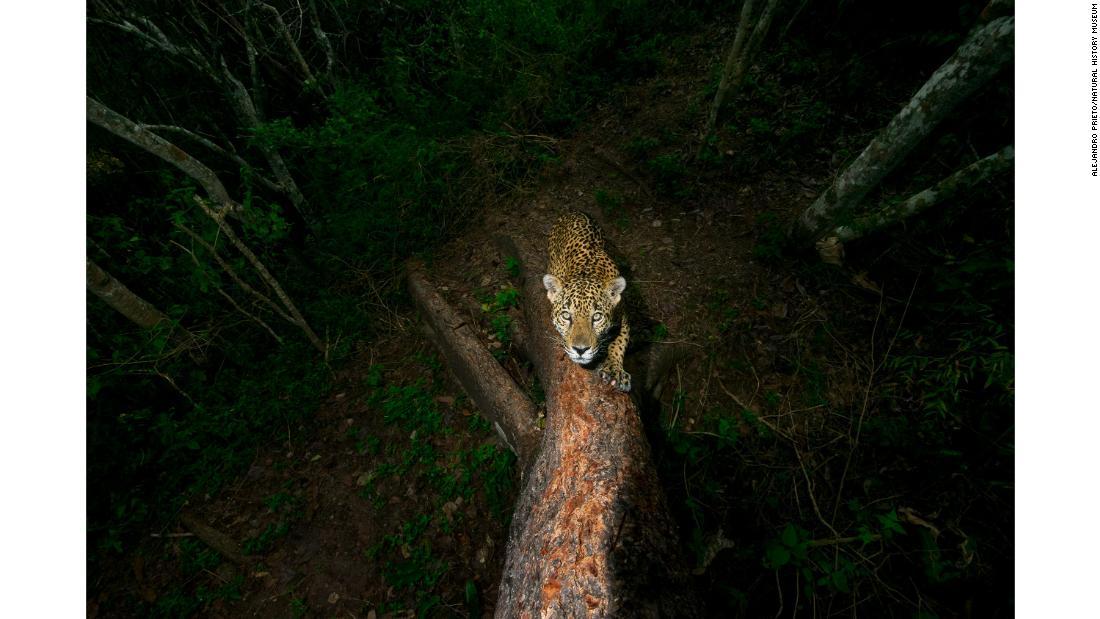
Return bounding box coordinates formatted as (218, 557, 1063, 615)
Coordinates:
(543, 274, 563, 302)
(606, 276, 626, 305)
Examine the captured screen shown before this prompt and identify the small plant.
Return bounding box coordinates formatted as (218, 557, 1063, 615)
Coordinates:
(289, 597, 307, 619)
(504, 256, 521, 278)
(646, 153, 688, 195)
(480, 285, 520, 359)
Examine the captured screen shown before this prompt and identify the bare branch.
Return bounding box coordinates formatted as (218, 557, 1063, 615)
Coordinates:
(173, 223, 294, 325)
(830, 145, 1014, 245)
(308, 0, 336, 78)
(700, 0, 780, 142)
(86, 97, 242, 214)
(217, 55, 313, 219)
(795, 16, 1015, 240)
(217, 288, 284, 344)
(142, 124, 282, 194)
(89, 13, 214, 76)
(193, 196, 325, 354)
(170, 237, 286, 345)
(256, 1, 317, 84)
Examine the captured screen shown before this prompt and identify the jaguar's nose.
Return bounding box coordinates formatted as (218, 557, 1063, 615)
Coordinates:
(572, 345, 590, 356)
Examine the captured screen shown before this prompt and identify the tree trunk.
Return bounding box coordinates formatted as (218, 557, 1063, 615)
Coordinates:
(492, 235, 700, 618)
(87, 257, 204, 360)
(87, 258, 170, 330)
(406, 262, 541, 468)
(701, 0, 780, 142)
(829, 145, 1014, 244)
(794, 15, 1014, 241)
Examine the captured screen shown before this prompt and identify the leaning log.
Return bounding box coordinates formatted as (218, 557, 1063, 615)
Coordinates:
(407, 262, 541, 468)
(829, 144, 1014, 244)
(793, 15, 1014, 240)
(494, 235, 699, 618)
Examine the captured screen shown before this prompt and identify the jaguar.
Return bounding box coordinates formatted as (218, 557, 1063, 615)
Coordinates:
(542, 211, 631, 392)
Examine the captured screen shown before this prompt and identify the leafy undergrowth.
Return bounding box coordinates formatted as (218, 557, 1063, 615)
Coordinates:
(90, 339, 518, 618)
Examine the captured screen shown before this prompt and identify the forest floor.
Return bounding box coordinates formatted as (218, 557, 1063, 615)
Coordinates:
(91, 23, 1012, 619)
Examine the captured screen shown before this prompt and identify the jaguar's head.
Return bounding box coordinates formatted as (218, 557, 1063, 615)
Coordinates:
(542, 273, 626, 365)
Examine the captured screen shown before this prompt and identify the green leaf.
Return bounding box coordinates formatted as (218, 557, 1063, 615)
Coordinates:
(857, 525, 875, 545)
(765, 543, 790, 568)
(831, 570, 850, 593)
(781, 523, 799, 547)
(877, 510, 905, 536)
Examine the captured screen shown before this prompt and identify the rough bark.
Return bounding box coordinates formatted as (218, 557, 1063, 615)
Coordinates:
(794, 15, 1015, 241)
(406, 262, 541, 468)
(830, 145, 1014, 244)
(701, 0, 780, 141)
(493, 235, 700, 619)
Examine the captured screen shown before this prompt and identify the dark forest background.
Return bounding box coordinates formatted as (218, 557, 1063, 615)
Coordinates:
(86, 0, 1013, 616)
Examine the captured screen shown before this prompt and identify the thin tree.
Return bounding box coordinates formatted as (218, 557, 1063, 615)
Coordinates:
(793, 14, 1014, 241)
(700, 0, 782, 145)
(87, 96, 326, 354)
(828, 145, 1014, 245)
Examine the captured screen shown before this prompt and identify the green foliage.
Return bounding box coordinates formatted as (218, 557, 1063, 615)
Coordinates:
(594, 188, 628, 227)
(752, 212, 787, 262)
(503, 256, 522, 278)
(242, 521, 293, 555)
(480, 285, 520, 358)
(254, 85, 460, 269)
(355, 360, 516, 611)
(646, 153, 689, 196)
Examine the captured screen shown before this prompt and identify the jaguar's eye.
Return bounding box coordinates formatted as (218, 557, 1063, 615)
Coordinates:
(592, 312, 603, 323)
(560, 311, 572, 321)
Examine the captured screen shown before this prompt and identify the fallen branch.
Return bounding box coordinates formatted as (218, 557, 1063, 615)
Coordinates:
(406, 262, 541, 468)
(179, 513, 254, 567)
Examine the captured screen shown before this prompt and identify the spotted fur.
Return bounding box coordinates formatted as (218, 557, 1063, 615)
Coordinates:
(543, 211, 631, 392)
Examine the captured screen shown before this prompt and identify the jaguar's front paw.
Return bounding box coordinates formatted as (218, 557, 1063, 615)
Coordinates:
(598, 365, 632, 392)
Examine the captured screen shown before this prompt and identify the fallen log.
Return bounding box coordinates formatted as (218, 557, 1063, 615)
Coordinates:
(406, 261, 541, 468)
(493, 235, 700, 618)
